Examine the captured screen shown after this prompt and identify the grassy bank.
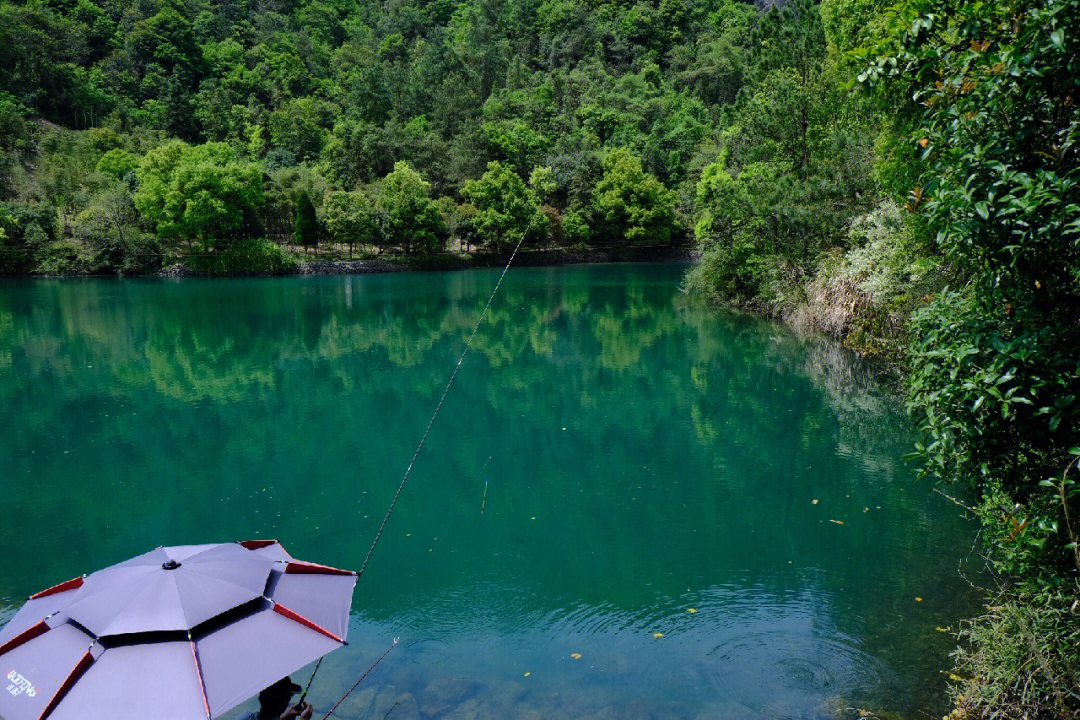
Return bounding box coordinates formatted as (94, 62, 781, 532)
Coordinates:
(686, 200, 944, 366)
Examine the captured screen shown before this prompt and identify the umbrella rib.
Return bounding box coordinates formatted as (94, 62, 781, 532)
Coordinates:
(0, 620, 50, 658)
(29, 576, 84, 600)
(38, 648, 95, 720)
(188, 633, 211, 719)
(272, 603, 344, 643)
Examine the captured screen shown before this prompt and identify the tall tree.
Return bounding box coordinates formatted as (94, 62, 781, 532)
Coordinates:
(134, 141, 264, 250)
(462, 161, 548, 249)
(294, 191, 319, 252)
(592, 148, 677, 243)
(377, 162, 446, 255)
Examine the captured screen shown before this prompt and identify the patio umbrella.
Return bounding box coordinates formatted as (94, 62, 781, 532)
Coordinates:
(0, 541, 356, 720)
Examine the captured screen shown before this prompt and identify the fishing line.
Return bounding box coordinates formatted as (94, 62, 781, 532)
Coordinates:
(319, 638, 400, 720)
(476, 455, 492, 514)
(357, 239, 526, 580)
(305, 246, 521, 704)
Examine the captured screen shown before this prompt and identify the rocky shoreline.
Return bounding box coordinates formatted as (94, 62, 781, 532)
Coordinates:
(156, 244, 698, 278)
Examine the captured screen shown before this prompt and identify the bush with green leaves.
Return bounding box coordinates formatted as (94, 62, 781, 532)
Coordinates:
(322, 190, 378, 257)
(859, 0, 1080, 715)
(592, 148, 677, 243)
(376, 161, 446, 255)
(462, 161, 548, 250)
(186, 237, 297, 275)
(134, 140, 264, 250)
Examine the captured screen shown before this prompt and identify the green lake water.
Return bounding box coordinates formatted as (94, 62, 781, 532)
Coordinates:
(0, 263, 979, 719)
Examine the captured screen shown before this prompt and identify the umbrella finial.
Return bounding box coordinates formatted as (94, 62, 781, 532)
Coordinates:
(162, 560, 181, 570)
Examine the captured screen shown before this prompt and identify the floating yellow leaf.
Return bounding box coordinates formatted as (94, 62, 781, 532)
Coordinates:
(829, 519, 844, 525)
(524, 672, 531, 677)
(687, 608, 697, 614)
(531, 516, 536, 520)
(863, 507, 870, 512)
(916, 597, 923, 602)
(570, 653, 582, 660)
(936, 626, 951, 633)
(812, 499, 819, 505)
(653, 633, 664, 638)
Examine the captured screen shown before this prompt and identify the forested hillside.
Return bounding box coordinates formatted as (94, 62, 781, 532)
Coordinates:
(0, 0, 873, 275)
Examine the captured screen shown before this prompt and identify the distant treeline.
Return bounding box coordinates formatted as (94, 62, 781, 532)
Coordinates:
(0, 0, 866, 276)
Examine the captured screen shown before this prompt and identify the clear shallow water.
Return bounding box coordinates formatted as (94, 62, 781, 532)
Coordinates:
(0, 264, 979, 719)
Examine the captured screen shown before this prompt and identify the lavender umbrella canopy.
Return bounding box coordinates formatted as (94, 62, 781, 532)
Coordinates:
(0, 541, 357, 720)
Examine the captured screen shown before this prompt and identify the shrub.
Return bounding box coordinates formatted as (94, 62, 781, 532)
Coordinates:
(562, 209, 591, 243)
(592, 148, 678, 243)
(186, 237, 296, 275)
(462, 161, 548, 250)
(0, 203, 58, 273)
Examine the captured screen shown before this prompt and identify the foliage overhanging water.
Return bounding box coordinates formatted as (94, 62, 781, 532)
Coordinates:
(0, 264, 980, 719)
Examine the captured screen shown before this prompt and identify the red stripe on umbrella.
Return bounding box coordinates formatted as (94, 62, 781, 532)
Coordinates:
(272, 603, 344, 643)
(189, 638, 211, 719)
(0, 620, 50, 657)
(29, 578, 83, 600)
(284, 561, 355, 577)
(38, 650, 94, 720)
(238, 540, 279, 550)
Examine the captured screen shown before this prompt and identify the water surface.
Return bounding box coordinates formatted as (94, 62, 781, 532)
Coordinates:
(0, 264, 979, 719)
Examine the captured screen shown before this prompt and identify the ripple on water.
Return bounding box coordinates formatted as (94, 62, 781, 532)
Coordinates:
(706, 623, 888, 719)
(405, 638, 452, 667)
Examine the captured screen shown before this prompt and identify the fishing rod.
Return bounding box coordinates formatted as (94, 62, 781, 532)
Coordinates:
(303, 242, 525, 701)
(319, 638, 400, 720)
(356, 238, 526, 580)
(296, 657, 322, 708)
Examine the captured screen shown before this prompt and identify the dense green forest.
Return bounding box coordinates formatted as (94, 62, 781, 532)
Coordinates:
(1, 0, 1078, 715)
(0, 0, 869, 276)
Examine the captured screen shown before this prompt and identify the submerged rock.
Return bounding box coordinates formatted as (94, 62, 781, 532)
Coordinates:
(419, 677, 477, 717)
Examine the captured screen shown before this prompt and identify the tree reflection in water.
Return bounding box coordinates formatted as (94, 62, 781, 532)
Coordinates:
(0, 265, 979, 719)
